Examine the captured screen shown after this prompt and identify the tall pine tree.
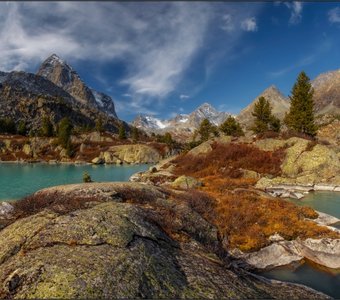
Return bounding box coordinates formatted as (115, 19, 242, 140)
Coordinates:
(251, 96, 280, 134)
(284, 71, 317, 137)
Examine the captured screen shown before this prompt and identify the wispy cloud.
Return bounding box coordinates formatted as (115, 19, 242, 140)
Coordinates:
(0, 2, 262, 116)
(179, 94, 190, 100)
(328, 7, 340, 24)
(241, 17, 258, 32)
(268, 55, 315, 78)
(284, 2, 303, 25)
(0, 2, 212, 99)
(221, 14, 235, 32)
(268, 39, 332, 78)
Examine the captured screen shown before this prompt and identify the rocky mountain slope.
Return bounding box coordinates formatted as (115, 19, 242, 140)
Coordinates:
(0, 72, 121, 133)
(133, 103, 230, 139)
(0, 182, 327, 299)
(311, 69, 340, 115)
(37, 54, 117, 118)
(237, 85, 290, 128)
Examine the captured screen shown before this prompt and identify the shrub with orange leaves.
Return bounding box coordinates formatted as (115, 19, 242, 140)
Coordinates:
(172, 142, 285, 179)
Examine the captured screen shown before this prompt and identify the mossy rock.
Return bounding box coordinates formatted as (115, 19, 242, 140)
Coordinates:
(0, 183, 328, 299)
(171, 175, 203, 189)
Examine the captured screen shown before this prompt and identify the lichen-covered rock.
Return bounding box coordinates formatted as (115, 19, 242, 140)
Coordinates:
(22, 144, 32, 156)
(240, 169, 261, 179)
(108, 144, 162, 164)
(188, 141, 213, 156)
(281, 138, 310, 176)
(0, 183, 327, 299)
(0, 202, 13, 219)
(100, 151, 119, 164)
(171, 175, 203, 189)
(255, 139, 287, 152)
(91, 157, 104, 164)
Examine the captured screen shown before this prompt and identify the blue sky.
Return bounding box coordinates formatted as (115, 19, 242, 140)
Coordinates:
(1, 2, 340, 121)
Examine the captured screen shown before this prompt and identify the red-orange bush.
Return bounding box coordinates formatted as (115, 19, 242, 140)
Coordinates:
(173, 142, 284, 178)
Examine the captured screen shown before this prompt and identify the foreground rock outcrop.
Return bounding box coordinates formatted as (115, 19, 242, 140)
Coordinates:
(0, 183, 328, 299)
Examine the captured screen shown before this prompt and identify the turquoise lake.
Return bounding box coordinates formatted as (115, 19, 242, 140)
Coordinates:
(0, 163, 148, 201)
(288, 191, 340, 219)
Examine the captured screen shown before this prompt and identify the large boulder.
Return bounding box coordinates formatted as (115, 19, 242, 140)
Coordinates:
(188, 141, 213, 156)
(232, 242, 303, 270)
(0, 183, 327, 299)
(171, 175, 203, 189)
(108, 144, 162, 164)
(256, 137, 340, 188)
(296, 238, 340, 269)
(255, 139, 287, 152)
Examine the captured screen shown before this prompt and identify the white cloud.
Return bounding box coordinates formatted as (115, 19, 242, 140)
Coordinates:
(0, 2, 212, 99)
(328, 7, 340, 23)
(221, 14, 235, 32)
(241, 17, 258, 32)
(0, 2, 263, 116)
(180, 94, 190, 100)
(285, 2, 303, 25)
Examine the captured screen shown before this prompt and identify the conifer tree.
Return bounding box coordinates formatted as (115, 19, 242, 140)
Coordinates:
(163, 132, 173, 146)
(17, 121, 27, 136)
(198, 118, 216, 142)
(118, 124, 127, 140)
(219, 116, 244, 137)
(57, 117, 73, 152)
(284, 71, 317, 137)
(131, 126, 139, 142)
(40, 117, 54, 137)
(251, 96, 281, 134)
(251, 96, 272, 134)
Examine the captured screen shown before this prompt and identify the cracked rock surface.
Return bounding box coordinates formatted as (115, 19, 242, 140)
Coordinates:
(0, 183, 329, 299)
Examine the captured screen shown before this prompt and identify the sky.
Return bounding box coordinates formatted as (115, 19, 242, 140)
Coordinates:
(1, 2, 340, 121)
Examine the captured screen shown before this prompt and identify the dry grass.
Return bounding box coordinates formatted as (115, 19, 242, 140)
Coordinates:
(170, 141, 339, 252)
(173, 142, 284, 178)
(12, 191, 102, 219)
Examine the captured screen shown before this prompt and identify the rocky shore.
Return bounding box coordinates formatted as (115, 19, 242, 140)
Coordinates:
(0, 133, 167, 165)
(128, 135, 340, 273)
(0, 183, 329, 299)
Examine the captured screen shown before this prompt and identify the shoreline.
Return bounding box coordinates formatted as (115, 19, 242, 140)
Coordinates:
(0, 160, 153, 166)
(265, 183, 340, 200)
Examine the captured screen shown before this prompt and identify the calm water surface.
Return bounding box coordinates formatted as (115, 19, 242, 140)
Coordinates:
(0, 163, 148, 201)
(288, 191, 340, 219)
(261, 192, 340, 298)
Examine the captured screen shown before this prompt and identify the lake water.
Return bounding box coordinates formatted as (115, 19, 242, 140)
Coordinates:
(0, 163, 148, 201)
(261, 191, 340, 298)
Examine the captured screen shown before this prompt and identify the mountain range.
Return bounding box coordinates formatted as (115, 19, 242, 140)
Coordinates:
(0, 54, 339, 138)
(132, 103, 230, 139)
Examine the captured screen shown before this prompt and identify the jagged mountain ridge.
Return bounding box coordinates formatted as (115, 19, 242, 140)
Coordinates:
(37, 54, 118, 118)
(0, 71, 122, 133)
(132, 103, 230, 137)
(237, 85, 290, 128)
